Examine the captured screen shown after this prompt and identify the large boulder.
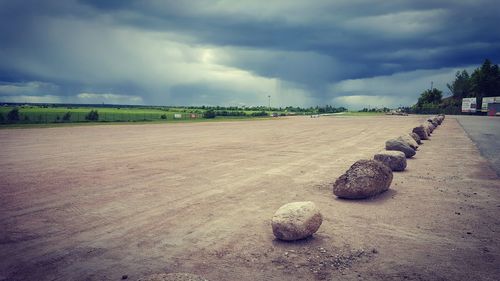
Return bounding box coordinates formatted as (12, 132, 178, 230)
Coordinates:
(271, 201, 322, 241)
(398, 135, 418, 150)
(137, 273, 209, 281)
(428, 117, 438, 127)
(333, 160, 393, 199)
(374, 150, 407, 171)
(410, 132, 422, 144)
(437, 115, 444, 124)
(386, 139, 416, 158)
(422, 122, 433, 135)
(427, 116, 439, 127)
(425, 121, 435, 133)
(413, 125, 430, 140)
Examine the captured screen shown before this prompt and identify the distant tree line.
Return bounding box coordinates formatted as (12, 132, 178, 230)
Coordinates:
(0, 108, 100, 124)
(316, 105, 348, 113)
(1, 103, 349, 117)
(192, 105, 347, 114)
(358, 107, 391, 113)
(411, 59, 500, 114)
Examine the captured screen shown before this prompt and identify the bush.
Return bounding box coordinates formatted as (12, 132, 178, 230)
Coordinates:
(160, 114, 167, 119)
(7, 108, 20, 123)
(250, 111, 268, 117)
(62, 112, 72, 122)
(215, 110, 246, 117)
(0, 113, 4, 122)
(85, 110, 99, 121)
(204, 110, 216, 119)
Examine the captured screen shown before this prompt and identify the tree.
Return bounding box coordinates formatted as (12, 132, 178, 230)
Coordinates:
(85, 110, 99, 121)
(447, 70, 472, 99)
(470, 59, 500, 99)
(7, 108, 20, 123)
(203, 110, 216, 119)
(62, 112, 72, 122)
(417, 88, 442, 107)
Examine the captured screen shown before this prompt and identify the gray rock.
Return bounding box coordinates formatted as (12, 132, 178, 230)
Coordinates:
(137, 273, 209, 281)
(422, 122, 432, 135)
(425, 121, 435, 133)
(410, 132, 422, 144)
(413, 125, 430, 140)
(428, 117, 439, 127)
(386, 138, 416, 158)
(333, 159, 393, 199)
(272, 201, 322, 241)
(374, 150, 407, 171)
(398, 134, 418, 150)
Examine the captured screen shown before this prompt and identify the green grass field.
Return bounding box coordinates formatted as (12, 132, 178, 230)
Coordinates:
(0, 104, 382, 128)
(0, 105, 278, 127)
(0, 105, 206, 123)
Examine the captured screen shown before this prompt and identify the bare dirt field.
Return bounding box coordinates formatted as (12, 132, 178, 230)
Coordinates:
(1, 116, 499, 281)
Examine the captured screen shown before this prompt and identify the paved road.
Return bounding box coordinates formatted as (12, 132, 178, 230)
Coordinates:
(455, 115, 500, 176)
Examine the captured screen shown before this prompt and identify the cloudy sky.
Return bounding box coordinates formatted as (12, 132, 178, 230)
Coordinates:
(0, 0, 499, 109)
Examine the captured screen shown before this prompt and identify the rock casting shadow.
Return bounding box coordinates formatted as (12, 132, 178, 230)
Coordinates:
(334, 189, 397, 205)
(271, 234, 335, 249)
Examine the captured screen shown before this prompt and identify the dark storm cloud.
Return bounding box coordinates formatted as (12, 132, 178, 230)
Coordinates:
(0, 0, 499, 107)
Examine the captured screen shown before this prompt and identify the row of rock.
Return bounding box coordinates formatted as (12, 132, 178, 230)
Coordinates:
(412, 115, 444, 140)
(271, 115, 445, 242)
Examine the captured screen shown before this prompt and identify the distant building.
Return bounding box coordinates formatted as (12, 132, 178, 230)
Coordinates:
(481, 96, 500, 113)
(487, 102, 500, 116)
(462, 97, 477, 113)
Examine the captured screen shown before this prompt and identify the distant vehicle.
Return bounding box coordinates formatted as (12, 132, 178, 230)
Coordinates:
(461, 97, 477, 113)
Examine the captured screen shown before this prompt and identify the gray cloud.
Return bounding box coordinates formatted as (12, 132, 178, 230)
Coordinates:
(0, 0, 499, 108)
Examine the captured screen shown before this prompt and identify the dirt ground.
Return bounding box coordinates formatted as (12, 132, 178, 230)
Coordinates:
(0, 116, 499, 281)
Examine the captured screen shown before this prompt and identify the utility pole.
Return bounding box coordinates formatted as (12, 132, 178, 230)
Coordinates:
(430, 81, 434, 90)
(268, 95, 271, 111)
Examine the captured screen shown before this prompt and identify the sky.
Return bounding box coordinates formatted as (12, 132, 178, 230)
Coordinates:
(0, 0, 499, 109)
